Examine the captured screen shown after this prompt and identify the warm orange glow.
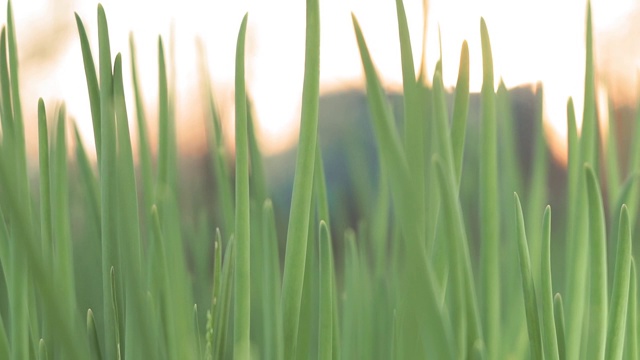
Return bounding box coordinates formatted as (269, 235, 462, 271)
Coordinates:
(5, 0, 640, 161)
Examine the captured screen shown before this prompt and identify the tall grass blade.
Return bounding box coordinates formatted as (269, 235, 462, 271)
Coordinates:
(280, 0, 320, 355)
(233, 13, 251, 360)
(623, 259, 637, 360)
(450, 41, 470, 186)
(541, 206, 559, 360)
(318, 221, 333, 360)
(480, 18, 500, 358)
(214, 237, 235, 360)
(74, 13, 101, 160)
(87, 309, 103, 360)
(513, 193, 543, 360)
(605, 205, 632, 360)
(554, 293, 567, 360)
(585, 164, 608, 359)
(38, 339, 47, 360)
(395, 0, 425, 226)
(261, 201, 283, 359)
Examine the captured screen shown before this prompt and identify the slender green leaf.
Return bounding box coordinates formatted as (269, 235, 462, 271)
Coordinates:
(623, 259, 637, 360)
(541, 206, 559, 360)
(451, 40, 470, 187)
(87, 309, 102, 360)
(480, 18, 500, 358)
(318, 221, 333, 360)
(280, 0, 320, 355)
(514, 193, 543, 360)
(74, 13, 101, 160)
(233, 13, 251, 360)
(585, 164, 608, 359)
(554, 293, 567, 360)
(605, 205, 632, 360)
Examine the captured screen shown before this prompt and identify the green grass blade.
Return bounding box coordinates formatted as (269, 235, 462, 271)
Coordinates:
(581, 1, 598, 171)
(526, 84, 548, 289)
(214, 236, 236, 360)
(0, 304, 9, 360)
(605, 205, 632, 360)
(624, 259, 637, 360)
(262, 200, 283, 360)
(395, 0, 425, 226)
(541, 206, 559, 360)
(554, 293, 567, 360)
(280, 0, 320, 355)
(74, 13, 101, 161)
(233, 13, 251, 360)
(480, 18, 500, 358)
(87, 309, 103, 360)
(513, 193, 543, 360)
(113, 53, 155, 359)
(450, 40, 470, 186)
(318, 221, 333, 360)
(247, 100, 268, 203)
(194, 304, 202, 359)
(38, 339, 47, 360)
(96, 6, 119, 359)
(37, 99, 52, 268)
(585, 164, 608, 359)
(605, 97, 620, 214)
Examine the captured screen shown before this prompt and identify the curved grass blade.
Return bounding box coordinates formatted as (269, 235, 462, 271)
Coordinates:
(37, 99, 52, 268)
(194, 304, 202, 359)
(514, 193, 543, 360)
(214, 236, 235, 360)
(541, 206, 559, 360)
(87, 309, 102, 360)
(233, 13, 251, 360)
(395, 0, 425, 224)
(95, 5, 121, 360)
(451, 40, 470, 186)
(480, 18, 500, 358)
(585, 164, 608, 359)
(581, 1, 598, 170)
(605, 205, 632, 360)
(74, 13, 101, 160)
(280, 0, 320, 355)
(113, 53, 155, 359)
(554, 293, 566, 360)
(38, 339, 47, 360)
(564, 97, 589, 360)
(623, 259, 637, 360)
(318, 221, 333, 360)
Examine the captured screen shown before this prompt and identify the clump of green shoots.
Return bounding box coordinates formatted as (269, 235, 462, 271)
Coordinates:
(0, 0, 638, 358)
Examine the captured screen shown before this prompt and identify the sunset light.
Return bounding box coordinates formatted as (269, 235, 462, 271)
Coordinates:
(5, 0, 639, 160)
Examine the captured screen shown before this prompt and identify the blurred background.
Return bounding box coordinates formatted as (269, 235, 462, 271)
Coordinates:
(3, 0, 639, 165)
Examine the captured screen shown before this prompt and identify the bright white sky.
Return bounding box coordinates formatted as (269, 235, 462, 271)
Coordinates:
(4, 0, 639, 161)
